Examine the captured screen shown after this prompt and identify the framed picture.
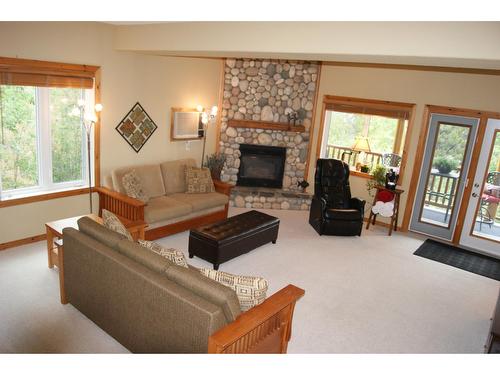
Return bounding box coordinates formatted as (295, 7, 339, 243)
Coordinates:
(116, 102, 157, 153)
(170, 107, 203, 141)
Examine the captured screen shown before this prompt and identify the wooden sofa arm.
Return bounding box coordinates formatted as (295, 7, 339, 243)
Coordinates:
(213, 180, 234, 196)
(208, 284, 305, 354)
(95, 186, 146, 222)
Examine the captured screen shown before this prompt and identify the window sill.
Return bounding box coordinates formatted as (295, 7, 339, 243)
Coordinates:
(0, 186, 93, 208)
(350, 170, 374, 179)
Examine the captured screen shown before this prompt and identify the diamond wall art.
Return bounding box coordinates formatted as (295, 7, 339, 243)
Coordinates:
(115, 102, 157, 153)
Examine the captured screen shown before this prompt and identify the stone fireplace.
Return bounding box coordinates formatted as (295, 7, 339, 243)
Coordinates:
(218, 58, 320, 210)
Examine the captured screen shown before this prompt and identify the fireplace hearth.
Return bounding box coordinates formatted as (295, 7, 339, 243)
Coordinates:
(237, 144, 286, 188)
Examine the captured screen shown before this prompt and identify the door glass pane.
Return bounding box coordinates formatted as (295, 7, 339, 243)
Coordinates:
(49, 88, 84, 183)
(0, 85, 38, 191)
(472, 131, 500, 241)
(420, 123, 471, 227)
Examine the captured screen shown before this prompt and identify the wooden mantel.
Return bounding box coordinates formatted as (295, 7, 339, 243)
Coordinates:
(227, 119, 305, 133)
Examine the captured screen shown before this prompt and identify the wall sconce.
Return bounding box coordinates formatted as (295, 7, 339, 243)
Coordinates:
(197, 105, 218, 167)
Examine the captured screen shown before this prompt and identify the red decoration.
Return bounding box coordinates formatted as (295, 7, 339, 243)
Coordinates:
(377, 190, 395, 203)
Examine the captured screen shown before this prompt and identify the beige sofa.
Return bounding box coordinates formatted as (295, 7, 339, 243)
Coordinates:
(96, 158, 233, 240)
(61, 217, 304, 353)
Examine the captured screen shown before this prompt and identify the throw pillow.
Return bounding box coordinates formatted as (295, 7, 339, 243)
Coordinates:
(122, 170, 149, 203)
(199, 268, 268, 311)
(185, 166, 215, 194)
(102, 209, 133, 241)
(138, 239, 189, 268)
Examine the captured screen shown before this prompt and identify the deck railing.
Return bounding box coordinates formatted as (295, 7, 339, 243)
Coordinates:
(325, 145, 383, 168)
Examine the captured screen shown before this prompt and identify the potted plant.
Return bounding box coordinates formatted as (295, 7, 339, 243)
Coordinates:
(204, 152, 226, 181)
(366, 164, 387, 198)
(433, 156, 458, 174)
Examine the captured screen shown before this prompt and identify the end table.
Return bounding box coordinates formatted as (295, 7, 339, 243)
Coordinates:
(366, 185, 404, 236)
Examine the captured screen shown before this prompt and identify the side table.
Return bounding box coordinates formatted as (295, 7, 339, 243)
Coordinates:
(366, 185, 404, 236)
(45, 213, 147, 304)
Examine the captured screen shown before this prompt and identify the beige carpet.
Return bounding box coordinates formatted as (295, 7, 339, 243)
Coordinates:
(0, 207, 498, 353)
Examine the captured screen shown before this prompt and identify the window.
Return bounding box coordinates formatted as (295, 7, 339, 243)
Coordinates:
(319, 96, 413, 178)
(0, 57, 99, 202)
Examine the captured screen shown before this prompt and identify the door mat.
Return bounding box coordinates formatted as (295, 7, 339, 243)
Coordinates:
(414, 239, 500, 281)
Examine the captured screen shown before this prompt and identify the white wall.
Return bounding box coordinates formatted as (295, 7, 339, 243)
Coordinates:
(308, 65, 500, 226)
(0, 22, 222, 244)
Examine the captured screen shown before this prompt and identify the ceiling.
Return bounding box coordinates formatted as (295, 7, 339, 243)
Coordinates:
(110, 22, 500, 70)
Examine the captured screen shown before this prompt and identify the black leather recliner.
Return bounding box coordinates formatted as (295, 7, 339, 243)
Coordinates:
(309, 158, 366, 236)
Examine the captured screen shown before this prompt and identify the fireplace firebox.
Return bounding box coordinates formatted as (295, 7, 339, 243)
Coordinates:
(237, 144, 286, 188)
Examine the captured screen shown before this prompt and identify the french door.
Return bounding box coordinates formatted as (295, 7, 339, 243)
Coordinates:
(459, 118, 500, 258)
(409, 114, 480, 241)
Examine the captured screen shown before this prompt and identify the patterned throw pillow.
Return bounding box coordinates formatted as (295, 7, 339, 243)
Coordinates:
(138, 239, 189, 268)
(199, 268, 268, 311)
(102, 209, 133, 241)
(122, 170, 149, 203)
(185, 166, 215, 194)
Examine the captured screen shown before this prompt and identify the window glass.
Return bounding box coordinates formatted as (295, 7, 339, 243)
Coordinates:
(0, 85, 38, 190)
(323, 109, 407, 172)
(50, 88, 85, 183)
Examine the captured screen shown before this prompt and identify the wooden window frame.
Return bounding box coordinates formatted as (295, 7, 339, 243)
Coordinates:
(0, 57, 101, 208)
(315, 95, 416, 182)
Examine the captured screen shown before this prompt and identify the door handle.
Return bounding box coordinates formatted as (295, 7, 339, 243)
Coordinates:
(472, 192, 478, 198)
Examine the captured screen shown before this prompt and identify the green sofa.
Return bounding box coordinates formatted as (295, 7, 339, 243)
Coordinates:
(61, 217, 304, 353)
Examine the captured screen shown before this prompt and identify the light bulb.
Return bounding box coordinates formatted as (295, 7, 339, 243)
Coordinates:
(210, 106, 218, 117)
(201, 112, 209, 125)
(94, 103, 103, 113)
(196, 105, 204, 112)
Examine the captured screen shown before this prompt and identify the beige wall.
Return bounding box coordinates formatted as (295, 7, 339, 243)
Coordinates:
(0, 22, 222, 244)
(114, 22, 500, 69)
(308, 65, 500, 226)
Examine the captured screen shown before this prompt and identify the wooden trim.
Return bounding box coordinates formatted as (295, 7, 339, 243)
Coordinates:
(208, 284, 305, 354)
(227, 119, 305, 133)
(0, 188, 91, 208)
(215, 59, 225, 154)
(453, 116, 490, 244)
(322, 61, 500, 76)
(315, 94, 415, 186)
(0, 56, 99, 77)
(145, 209, 228, 240)
(0, 233, 46, 251)
(426, 105, 500, 120)
(401, 106, 431, 232)
(94, 68, 101, 188)
(303, 62, 322, 184)
(393, 118, 405, 153)
(323, 95, 415, 111)
(170, 107, 201, 141)
(314, 100, 328, 171)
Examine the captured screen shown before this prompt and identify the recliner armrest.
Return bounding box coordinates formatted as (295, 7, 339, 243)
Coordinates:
(349, 197, 366, 216)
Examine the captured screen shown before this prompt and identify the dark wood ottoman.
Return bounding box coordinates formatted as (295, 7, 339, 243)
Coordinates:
(188, 210, 280, 270)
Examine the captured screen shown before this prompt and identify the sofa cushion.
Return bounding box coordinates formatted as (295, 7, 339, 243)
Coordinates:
(77, 216, 126, 249)
(112, 164, 166, 198)
(144, 196, 192, 224)
(325, 208, 362, 221)
(169, 192, 228, 212)
(116, 239, 173, 274)
(122, 170, 149, 203)
(160, 158, 197, 194)
(199, 268, 268, 312)
(102, 209, 133, 241)
(165, 265, 241, 322)
(138, 240, 188, 268)
(185, 166, 215, 194)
